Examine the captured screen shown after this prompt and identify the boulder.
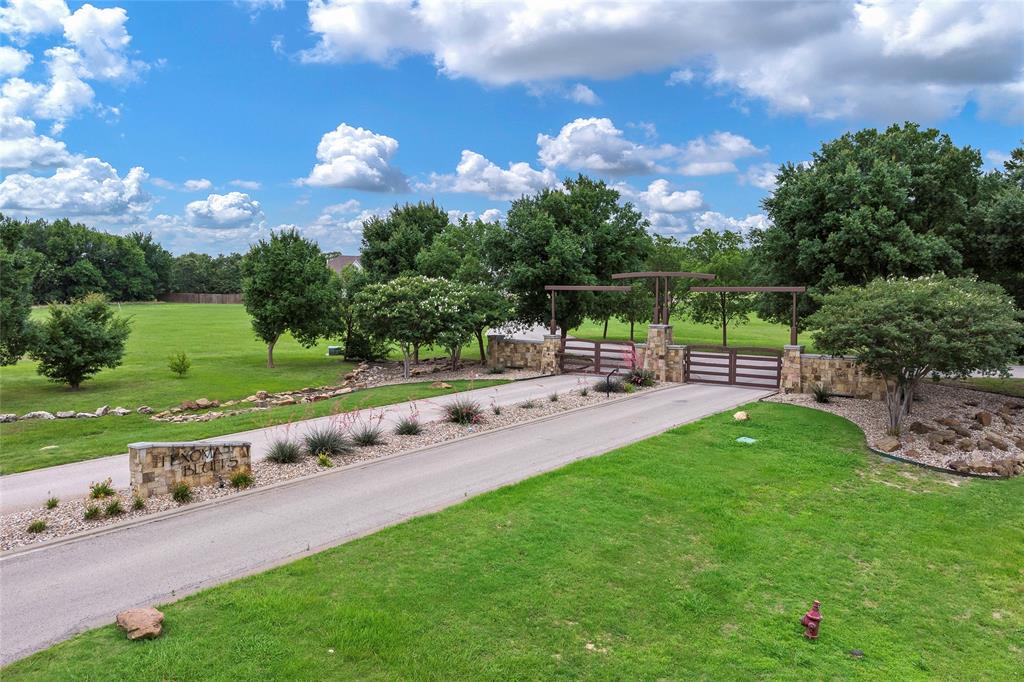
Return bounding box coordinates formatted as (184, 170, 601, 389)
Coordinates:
(75, 412, 98, 418)
(1015, 437, 1024, 449)
(195, 398, 213, 409)
(56, 411, 76, 419)
(977, 440, 993, 452)
(116, 607, 164, 641)
(991, 459, 1017, 477)
(876, 436, 901, 452)
(948, 459, 971, 473)
(931, 443, 950, 456)
(0, 414, 16, 423)
(256, 390, 269, 399)
(430, 381, 453, 389)
(112, 407, 131, 416)
(956, 438, 974, 451)
(272, 396, 296, 406)
(179, 400, 198, 411)
(95, 405, 109, 417)
(331, 388, 353, 397)
(20, 411, 55, 420)
(926, 429, 956, 446)
(137, 406, 153, 414)
(984, 434, 1010, 451)
(974, 411, 992, 427)
(908, 421, 934, 434)
(222, 400, 238, 407)
(904, 448, 924, 460)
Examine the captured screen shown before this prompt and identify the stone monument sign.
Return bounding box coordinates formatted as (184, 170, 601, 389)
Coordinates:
(129, 440, 251, 498)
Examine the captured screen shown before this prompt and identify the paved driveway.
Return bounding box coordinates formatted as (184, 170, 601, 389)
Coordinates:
(0, 382, 770, 664)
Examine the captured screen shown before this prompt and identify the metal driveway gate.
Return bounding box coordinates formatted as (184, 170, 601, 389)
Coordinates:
(684, 345, 782, 389)
(558, 338, 636, 375)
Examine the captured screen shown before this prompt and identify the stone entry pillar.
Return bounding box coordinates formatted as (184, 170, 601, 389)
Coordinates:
(540, 334, 562, 374)
(643, 324, 673, 381)
(781, 344, 803, 393)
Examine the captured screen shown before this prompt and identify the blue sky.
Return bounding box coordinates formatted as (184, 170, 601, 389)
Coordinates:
(1, 0, 1022, 255)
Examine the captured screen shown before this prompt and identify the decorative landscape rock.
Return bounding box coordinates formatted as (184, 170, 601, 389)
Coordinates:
(0, 414, 16, 423)
(20, 411, 55, 420)
(733, 411, 749, 421)
(116, 607, 164, 640)
(75, 412, 98, 418)
(985, 434, 1010, 451)
(975, 411, 992, 427)
(95, 405, 109, 417)
(136, 405, 153, 414)
(908, 421, 933, 434)
(56, 411, 76, 419)
(876, 436, 901, 452)
(112, 407, 131, 416)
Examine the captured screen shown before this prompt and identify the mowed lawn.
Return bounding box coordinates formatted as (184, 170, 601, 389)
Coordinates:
(571, 314, 812, 349)
(6, 403, 1020, 680)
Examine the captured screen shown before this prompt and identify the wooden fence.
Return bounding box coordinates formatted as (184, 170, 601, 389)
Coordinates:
(158, 293, 243, 304)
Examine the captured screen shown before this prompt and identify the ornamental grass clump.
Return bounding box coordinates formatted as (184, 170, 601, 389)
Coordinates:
(230, 471, 254, 488)
(303, 426, 352, 458)
(351, 423, 386, 447)
(317, 452, 334, 468)
(812, 383, 831, 404)
(27, 520, 47, 534)
(83, 505, 101, 520)
(105, 498, 124, 517)
(89, 478, 115, 499)
(171, 482, 193, 503)
(626, 368, 656, 387)
(394, 416, 422, 436)
(131, 495, 146, 511)
(445, 398, 483, 424)
(548, 392, 559, 402)
(594, 377, 627, 394)
(266, 438, 303, 464)
(45, 497, 59, 509)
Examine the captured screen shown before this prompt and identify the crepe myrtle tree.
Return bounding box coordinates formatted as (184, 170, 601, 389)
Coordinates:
(807, 275, 1023, 435)
(353, 276, 444, 379)
(241, 229, 341, 368)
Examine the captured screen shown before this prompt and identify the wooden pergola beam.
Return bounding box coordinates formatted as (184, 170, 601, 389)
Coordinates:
(611, 271, 716, 280)
(612, 271, 716, 325)
(543, 285, 632, 335)
(689, 285, 806, 345)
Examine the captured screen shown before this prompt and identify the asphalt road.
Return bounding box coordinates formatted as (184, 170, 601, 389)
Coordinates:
(0, 382, 770, 665)
(0, 375, 588, 514)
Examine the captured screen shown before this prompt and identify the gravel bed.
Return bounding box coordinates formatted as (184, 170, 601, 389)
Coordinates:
(1, 382, 649, 551)
(765, 383, 1024, 473)
(358, 359, 541, 387)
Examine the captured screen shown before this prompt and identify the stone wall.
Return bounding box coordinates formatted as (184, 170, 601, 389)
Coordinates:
(781, 345, 886, 400)
(487, 334, 562, 374)
(129, 441, 251, 498)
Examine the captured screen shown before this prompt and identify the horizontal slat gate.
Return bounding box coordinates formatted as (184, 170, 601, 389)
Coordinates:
(684, 345, 781, 389)
(558, 338, 636, 375)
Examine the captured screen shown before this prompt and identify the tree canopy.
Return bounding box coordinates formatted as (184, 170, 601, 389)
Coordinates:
(360, 202, 449, 281)
(241, 229, 341, 368)
(0, 216, 41, 365)
(682, 229, 754, 346)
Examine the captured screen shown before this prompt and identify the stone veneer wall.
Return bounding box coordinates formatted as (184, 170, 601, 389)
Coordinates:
(129, 441, 251, 498)
(781, 345, 886, 400)
(487, 334, 562, 374)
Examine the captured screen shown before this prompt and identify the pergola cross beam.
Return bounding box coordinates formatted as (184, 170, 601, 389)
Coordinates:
(543, 285, 632, 335)
(688, 285, 807, 345)
(611, 271, 716, 325)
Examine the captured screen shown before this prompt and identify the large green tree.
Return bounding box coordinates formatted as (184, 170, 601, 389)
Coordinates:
(0, 216, 41, 365)
(807, 276, 1022, 435)
(29, 293, 132, 389)
(360, 202, 449, 281)
(241, 229, 341, 368)
(128, 232, 174, 297)
(682, 229, 753, 346)
(486, 175, 651, 337)
(754, 123, 981, 324)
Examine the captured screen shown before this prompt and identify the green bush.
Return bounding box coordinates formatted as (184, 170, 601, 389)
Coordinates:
(45, 496, 59, 509)
(27, 519, 47, 533)
(28, 293, 131, 389)
(594, 377, 626, 394)
(446, 399, 483, 424)
(105, 498, 124, 516)
(626, 368, 656, 387)
(167, 351, 191, 378)
(83, 505, 101, 520)
(548, 392, 559, 402)
(812, 383, 831, 404)
(579, 385, 590, 397)
(394, 416, 422, 436)
(230, 471, 254, 488)
(89, 477, 115, 499)
(302, 426, 352, 458)
(351, 423, 385, 447)
(131, 495, 146, 511)
(623, 382, 636, 394)
(266, 439, 303, 463)
(171, 482, 193, 503)
(316, 452, 334, 468)
(520, 399, 536, 409)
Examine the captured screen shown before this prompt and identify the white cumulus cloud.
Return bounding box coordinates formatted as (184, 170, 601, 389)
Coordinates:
(230, 179, 262, 190)
(183, 178, 213, 191)
(567, 83, 600, 105)
(426, 150, 558, 200)
(185, 192, 265, 230)
(537, 117, 673, 175)
(0, 46, 33, 76)
(0, 113, 74, 169)
(300, 123, 408, 192)
(0, 0, 69, 39)
(678, 132, 765, 176)
(0, 156, 150, 220)
(738, 162, 779, 191)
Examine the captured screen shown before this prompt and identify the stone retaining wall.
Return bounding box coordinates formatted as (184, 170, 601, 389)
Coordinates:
(129, 441, 251, 498)
(781, 346, 886, 400)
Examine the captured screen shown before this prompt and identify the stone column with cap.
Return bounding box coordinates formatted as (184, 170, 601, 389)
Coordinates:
(781, 344, 804, 393)
(540, 334, 563, 374)
(643, 324, 673, 382)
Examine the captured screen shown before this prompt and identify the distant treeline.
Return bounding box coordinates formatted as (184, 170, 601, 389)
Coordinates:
(0, 215, 242, 304)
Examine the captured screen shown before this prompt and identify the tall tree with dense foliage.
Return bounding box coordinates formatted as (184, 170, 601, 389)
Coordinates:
(241, 229, 341, 368)
(0, 216, 41, 365)
(128, 232, 174, 296)
(171, 252, 243, 293)
(486, 175, 650, 337)
(807, 276, 1023, 435)
(682, 229, 754, 346)
(29, 293, 132, 389)
(336, 264, 388, 361)
(753, 123, 982, 324)
(361, 202, 449, 281)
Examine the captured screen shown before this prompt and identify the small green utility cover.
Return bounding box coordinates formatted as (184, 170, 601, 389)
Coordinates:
(736, 437, 757, 444)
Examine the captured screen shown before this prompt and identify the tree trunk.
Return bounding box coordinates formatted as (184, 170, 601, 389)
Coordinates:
(413, 343, 420, 364)
(884, 380, 912, 435)
(629, 320, 635, 341)
(721, 293, 728, 347)
(476, 329, 487, 365)
(603, 318, 609, 338)
(401, 345, 411, 379)
(266, 339, 276, 369)
(450, 346, 461, 370)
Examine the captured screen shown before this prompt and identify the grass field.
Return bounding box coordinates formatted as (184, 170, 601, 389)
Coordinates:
(943, 377, 1024, 398)
(5, 402, 1020, 680)
(572, 315, 810, 349)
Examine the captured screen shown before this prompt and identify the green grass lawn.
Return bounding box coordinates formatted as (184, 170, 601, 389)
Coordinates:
(942, 377, 1024, 398)
(0, 379, 505, 475)
(6, 402, 1020, 680)
(571, 313, 812, 350)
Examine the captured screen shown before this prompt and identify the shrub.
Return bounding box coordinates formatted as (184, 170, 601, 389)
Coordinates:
(548, 392, 559, 402)
(28, 293, 131, 389)
(445, 398, 483, 424)
(171, 482, 193, 503)
(230, 471, 254, 488)
(27, 519, 47, 533)
(626, 368, 656, 387)
(105, 498, 124, 516)
(520, 399, 536, 409)
(594, 377, 626, 394)
(623, 382, 636, 394)
(303, 426, 352, 458)
(317, 452, 334, 468)
(351, 423, 385, 447)
(167, 351, 191, 378)
(83, 505, 101, 520)
(131, 495, 146, 511)
(812, 383, 831, 404)
(579, 385, 590, 397)
(89, 478, 115, 499)
(45, 496, 59, 509)
(491, 402, 502, 415)
(487, 365, 506, 374)
(266, 438, 303, 463)
(394, 416, 422, 436)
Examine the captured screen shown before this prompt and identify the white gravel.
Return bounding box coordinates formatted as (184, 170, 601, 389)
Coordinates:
(1, 382, 648, 551)
(765, 382, 1024, 473)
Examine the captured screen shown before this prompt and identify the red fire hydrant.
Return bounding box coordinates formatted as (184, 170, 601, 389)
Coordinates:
(801, 600, 822, 640)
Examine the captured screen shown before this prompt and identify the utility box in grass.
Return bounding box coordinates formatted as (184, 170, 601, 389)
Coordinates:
(129, 441, 251, 498)
(327, 345, 342, 356)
